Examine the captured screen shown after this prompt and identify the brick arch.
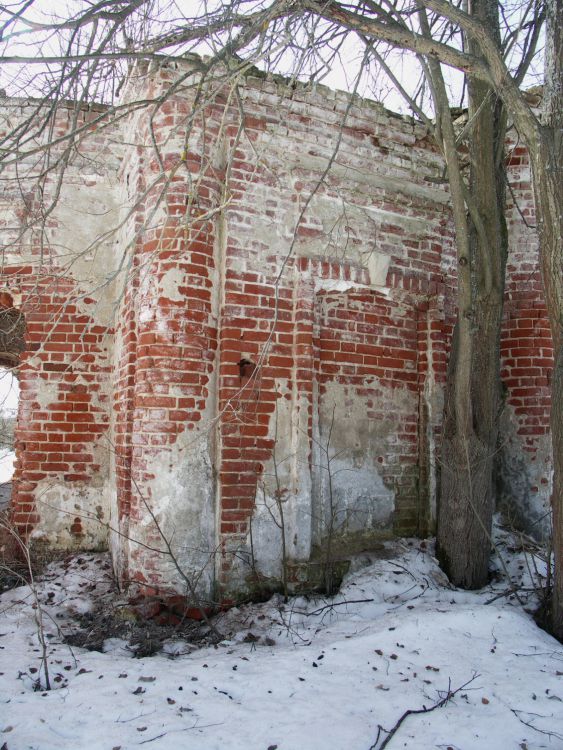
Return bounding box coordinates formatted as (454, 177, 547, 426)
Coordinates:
(0, 291, 26, 368)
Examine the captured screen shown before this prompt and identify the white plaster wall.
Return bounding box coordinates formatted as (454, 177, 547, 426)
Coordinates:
(311, 380, 411, 550)
(30, 471, 112, 550)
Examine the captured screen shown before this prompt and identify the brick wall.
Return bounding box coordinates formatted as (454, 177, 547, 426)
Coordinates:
(214, 76, 455, 593)
(4, 265, 112, 546)
(106, 67, 237, 594)
(0, 62, 553, 600)
(314, 286, 419, 534)
(497, 143, 553, 534)
(0, 98, 120, 549)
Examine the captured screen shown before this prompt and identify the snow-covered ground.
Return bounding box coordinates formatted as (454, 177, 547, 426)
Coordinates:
(1, 527, 562, 750)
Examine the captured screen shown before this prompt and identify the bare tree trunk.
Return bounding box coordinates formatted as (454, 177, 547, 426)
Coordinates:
(524, 153, 563, 633)
(550, 326, 563, 638)
(505, 0, 563, 639)
(532, 0, 563, 635)
(543, 0, 563, 643)
(436, 0, 507, 589)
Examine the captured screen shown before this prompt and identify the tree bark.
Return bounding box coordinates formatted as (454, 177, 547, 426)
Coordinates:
(531, 0, 563, 635)
(436, 0, 507, 589)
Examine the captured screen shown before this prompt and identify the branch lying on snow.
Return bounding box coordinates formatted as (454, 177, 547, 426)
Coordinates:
(138, 721, 224, 745)
(511, 709, 563, 740)
(484, 586, 538, 605)
(369, 674, 480, 750)
(298, 598, 375, 616)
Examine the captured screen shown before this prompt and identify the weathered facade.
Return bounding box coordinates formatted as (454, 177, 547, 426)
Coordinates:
(0, 59, 553, 601)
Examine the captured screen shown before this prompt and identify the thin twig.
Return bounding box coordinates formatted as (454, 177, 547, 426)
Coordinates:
(510, 708, 563, 740)
(297, 598, 375, 616)
(369, 674, 480, 750)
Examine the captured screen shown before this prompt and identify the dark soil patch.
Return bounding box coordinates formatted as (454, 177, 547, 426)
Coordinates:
(64, 602, 219, 657)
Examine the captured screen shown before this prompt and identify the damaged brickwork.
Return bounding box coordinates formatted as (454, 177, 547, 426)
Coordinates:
(0, 58, 553, 601)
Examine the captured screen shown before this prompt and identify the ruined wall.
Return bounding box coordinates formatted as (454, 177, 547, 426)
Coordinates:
(0, 61, 553, 601)
(0, 99, 121, 549)
(208, 74, 454, 596)
(499, 143, 553, 536)
(117, 65, 222, 596)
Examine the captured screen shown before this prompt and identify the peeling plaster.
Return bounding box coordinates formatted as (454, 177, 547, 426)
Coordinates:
(229, 381, 314, 588)
(497, 405, 552, 540)
(159, 267, 185, 302)
(128, 424, 217, 597)
(312, 381, 417, 549)
(30, 476, 111, 550)
(229, 183, 399, 287)
(49, 181, 121, 276)
(34, 381, 59, 411)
